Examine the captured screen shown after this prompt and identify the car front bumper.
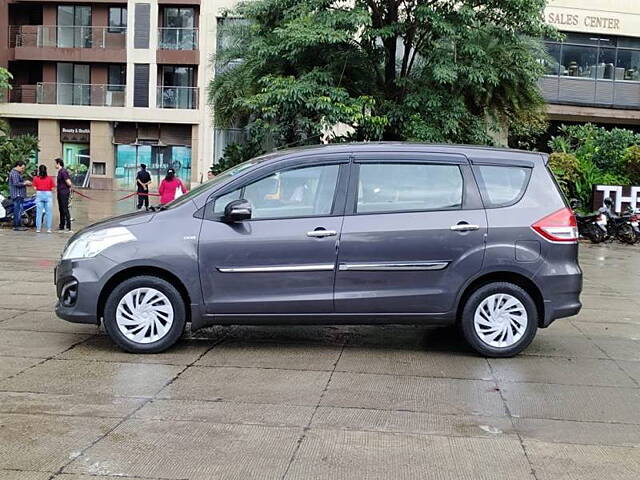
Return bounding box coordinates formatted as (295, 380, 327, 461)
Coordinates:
(55, 255, 117, 325)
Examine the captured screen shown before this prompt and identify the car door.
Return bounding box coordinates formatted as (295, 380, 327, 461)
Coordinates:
(334, 152, 487, 314)
(198, 157, 349, 314)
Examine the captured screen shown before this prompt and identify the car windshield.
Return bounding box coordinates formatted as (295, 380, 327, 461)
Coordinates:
(158, 154, 275, 210)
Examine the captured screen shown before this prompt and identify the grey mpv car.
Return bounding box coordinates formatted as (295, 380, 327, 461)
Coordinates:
(55, 143, 582, 357)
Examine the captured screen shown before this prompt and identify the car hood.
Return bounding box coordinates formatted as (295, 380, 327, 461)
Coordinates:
(69, 210, 156, 240)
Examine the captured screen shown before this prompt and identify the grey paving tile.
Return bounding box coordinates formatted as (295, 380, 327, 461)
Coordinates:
(521, 332, 604, 358)
(1, 294, 55, 312)
(64, 419, 300, 480)
(579, 294, 640, 312)
(0, 356, 42, 381)
(196, 342, 341, 371)
(575, 321, 640, 340)
(0, 413, 118, 472)
(0, 391, 145, 418)
(311, 406, 515, 438)
(321, 372, 506, 416)
(336, 347, 493, 380)
(59, 335, 211, 365)
(618, 361, 640, 384)
(157, 365, 330, 405)
(513, 418, 640, 447)
(502, 382, 640, 423)
(0, 309, 24, 322)
(0, 359, 182, 398)
(589, 337, 640, 361)
(490, 356, 636, 387)
(0, 471, 52, 480)
(572, 308, 640, 325)
(286, 429, 534, 480)
(0, 281, 55, 297)
(0, 311, 98, 334)
(135, 399, 314, 427)
(0, 330, 91, 358)
(525, 439, 640, 480)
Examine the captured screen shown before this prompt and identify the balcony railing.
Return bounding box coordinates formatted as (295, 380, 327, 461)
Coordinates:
(10, 25, 126, 49)
(158, 27, 198, 50)
(36, 83, 126, 106)
(157, 86, 198, 109)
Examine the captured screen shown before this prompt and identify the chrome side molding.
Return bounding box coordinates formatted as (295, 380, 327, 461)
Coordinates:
(338, 262, 449, 271)
(217, 264, 335, 273)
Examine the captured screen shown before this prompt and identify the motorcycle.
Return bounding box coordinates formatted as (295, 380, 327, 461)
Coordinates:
(0, 193, 37, 228)
(570, 199, 607, 244)
(598, 199, 637, 245)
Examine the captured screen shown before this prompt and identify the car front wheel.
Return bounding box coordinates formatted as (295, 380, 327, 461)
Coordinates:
(103, 275, 186, 353)
(460, 282, 538, 357)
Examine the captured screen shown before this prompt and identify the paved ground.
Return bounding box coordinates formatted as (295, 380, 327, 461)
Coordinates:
(1, 191, 639, 480)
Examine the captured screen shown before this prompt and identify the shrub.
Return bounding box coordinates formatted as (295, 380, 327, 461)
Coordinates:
(623, 145, 640, 184)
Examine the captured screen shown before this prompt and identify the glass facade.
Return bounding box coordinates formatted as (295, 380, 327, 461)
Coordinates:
(545, 33, 640, 82)
(115, 145, 192, 190)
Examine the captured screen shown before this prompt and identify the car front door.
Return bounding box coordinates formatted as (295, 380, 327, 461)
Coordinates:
(198, 158, 349, 315)
(334, 152, 487, 314)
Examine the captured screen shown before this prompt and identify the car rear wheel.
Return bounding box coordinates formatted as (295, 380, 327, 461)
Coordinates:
(460, 282, 538, 357)
(103, 276, 186, 353)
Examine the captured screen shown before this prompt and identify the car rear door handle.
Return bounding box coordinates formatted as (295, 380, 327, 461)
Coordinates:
(450, 224, 480, 232)
(307, 229, 337, 238)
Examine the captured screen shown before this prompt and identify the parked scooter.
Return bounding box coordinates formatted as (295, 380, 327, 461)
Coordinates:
(599, 197, 638, 245)
(0, 193, 37, 228)
(570, 199, 606, 244)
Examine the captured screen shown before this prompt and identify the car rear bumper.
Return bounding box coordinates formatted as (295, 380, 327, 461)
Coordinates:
(538, 268, 583, 327)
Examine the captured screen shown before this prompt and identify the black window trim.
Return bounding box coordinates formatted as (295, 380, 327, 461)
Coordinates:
(108, 6, 127, 34)
(345, 160, 468, 216)
(472, 164, 533, 209)
(204, 159, 350, 222)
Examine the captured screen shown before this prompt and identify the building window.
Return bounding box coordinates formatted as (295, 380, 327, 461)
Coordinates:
(108, 64, 126, 91)
(545, 34, 640, 82)
(108, 7, 127, 34)
(57, 5, 91, 48)
(158, 65, 196, 108)
(159, 7, 196, 50)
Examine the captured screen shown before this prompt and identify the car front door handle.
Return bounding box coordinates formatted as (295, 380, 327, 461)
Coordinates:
(307, 229, 338, 238)
(450, 224, 480, 232)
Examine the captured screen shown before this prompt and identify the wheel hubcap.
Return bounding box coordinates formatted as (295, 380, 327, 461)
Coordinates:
(116, 287, 174, 344)
(474, 293, 528, 348)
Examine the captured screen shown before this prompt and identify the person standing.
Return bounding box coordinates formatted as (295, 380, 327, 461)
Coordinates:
(8, 160, 32, 231)
(158, 168, 187, 205)
(54, 158, 73, 232)
(32, 165, 55, 233)
(136, 163, 152, 211)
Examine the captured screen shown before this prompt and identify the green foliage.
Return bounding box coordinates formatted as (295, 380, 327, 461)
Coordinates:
(209, 0, 554, 149)
(622, 145, 640, 184)
(548, 152, 579, 198)
(211, 138, 265, 175)
(67, 164, 88, 175)
(0, 67, 12, 102)
(0, 120, 39, 196)
(548, 123, 640, 208)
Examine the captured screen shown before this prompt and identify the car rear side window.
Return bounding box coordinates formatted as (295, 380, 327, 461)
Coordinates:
(356, 163, 463, 213)
(475, 165, 531, 208)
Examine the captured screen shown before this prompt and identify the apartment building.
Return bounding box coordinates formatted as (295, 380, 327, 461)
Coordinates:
(543, 0, 640, 129)
(0, 0, 238, 190)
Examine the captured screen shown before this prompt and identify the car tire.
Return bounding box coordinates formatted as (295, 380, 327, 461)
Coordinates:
(103, 275, 186, 353)
(460, 282, 538, 358)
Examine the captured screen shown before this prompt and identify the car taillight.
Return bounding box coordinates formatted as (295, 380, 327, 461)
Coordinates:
(532, 207, 578, 243)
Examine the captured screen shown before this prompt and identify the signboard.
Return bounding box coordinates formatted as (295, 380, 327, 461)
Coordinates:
(60, 121, 90, 143)
(543, 4, 640, 37)
(593, 185, 640, 213)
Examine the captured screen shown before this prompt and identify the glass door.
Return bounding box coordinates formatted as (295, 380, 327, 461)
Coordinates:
(161, 7, 195, 49)
(57, 63, 90, 105)
(159, 66, 194, 108)
(57, 5, 91, 48)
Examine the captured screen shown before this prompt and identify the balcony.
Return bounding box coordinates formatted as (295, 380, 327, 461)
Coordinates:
(157, 86, 198, 109)
(9, 25, 126, 63)
(36, 83, 126, 107)
(540, 75, 640, 110)
(158, 27, 198, 50)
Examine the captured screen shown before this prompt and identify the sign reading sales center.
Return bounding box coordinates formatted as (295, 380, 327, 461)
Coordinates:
(544, 2, 640, 38)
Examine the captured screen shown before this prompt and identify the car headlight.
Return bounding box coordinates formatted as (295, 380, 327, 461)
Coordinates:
(62, 227, 136, 260)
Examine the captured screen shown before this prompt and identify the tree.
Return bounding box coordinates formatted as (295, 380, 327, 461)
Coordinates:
(0, 67, 12, 103)
(0, 67, 39, 196)
(209, 0, 554, 151)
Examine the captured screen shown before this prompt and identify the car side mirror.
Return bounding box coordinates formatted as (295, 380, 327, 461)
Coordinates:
(223, 199, 252, 222)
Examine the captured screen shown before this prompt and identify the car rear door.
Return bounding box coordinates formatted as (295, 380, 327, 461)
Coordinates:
(334, 151, 487, 314)
(198, 156, 350, 314)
